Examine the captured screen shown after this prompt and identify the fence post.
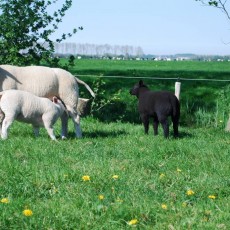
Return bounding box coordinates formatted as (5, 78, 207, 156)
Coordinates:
(175, 78, 181, 100)
(225, 115, 230, 131)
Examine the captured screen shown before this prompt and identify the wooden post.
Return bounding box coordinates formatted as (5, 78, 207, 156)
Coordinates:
(225, 115, 230, 131)
(175, 79, 181, 100)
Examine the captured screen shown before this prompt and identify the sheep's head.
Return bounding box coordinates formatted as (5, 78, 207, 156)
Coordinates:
(77, 98, 92, 117)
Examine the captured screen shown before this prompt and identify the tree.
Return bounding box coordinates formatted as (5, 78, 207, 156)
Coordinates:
(0, 0, 82, 65)
(196, 0, 230, 21)
(197, 1, 230, 131)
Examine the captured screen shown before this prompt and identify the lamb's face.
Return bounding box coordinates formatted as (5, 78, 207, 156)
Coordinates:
(130, 80, 148, 96)
(129, 82, 140, 96)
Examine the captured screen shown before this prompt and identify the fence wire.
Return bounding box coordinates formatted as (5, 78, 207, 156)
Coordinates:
(77, 75, 230, 82)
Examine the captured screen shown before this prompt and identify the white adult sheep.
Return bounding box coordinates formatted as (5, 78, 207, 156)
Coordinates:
(0, 65, 95, 138)
(0, 90, 66, 140)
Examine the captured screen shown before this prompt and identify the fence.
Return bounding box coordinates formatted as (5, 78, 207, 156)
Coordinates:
(77, 74, 230, 128)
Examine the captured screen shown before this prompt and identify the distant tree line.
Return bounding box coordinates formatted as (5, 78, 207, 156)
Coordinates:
(53, 43, 145, 57)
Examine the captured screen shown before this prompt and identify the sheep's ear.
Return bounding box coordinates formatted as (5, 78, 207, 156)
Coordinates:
(52, 96, 58, 104)
(139, 80, 144, 86)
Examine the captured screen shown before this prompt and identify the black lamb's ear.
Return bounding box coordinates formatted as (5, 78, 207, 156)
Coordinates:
(139, 80, 144, 86)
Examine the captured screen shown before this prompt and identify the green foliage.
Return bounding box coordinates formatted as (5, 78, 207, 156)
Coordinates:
(196, 0, 230, 21)
(0, 119, 230, 229)
(0, 0, 80, 65)
(90, 78, 126, 122)
(196, 0, 219, 6)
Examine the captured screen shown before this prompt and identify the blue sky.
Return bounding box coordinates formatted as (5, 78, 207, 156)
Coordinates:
(52, 0, 230, 55)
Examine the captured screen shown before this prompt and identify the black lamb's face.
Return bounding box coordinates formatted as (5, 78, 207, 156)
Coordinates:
(129, 82, 140, 95)
(129, 80, 145, 96)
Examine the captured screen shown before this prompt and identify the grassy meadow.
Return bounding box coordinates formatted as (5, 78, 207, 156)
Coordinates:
(1, 59, 230, 229)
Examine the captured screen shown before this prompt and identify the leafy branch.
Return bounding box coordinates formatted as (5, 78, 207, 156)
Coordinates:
(196, 0, 230, 20)
(0, 0, 82, 65)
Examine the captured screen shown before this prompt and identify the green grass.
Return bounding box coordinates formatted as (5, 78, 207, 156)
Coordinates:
(0, 118, 230, 229)
(1, 59, 230, 229)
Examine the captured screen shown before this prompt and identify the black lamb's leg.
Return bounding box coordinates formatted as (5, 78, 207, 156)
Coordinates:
(172, 116, 179, 138)
(161, 119, 169, 138)
(141, 114, 149, 134)
(153, 116, 159, 136)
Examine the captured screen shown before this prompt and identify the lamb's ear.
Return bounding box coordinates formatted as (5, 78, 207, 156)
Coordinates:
(52, 96, 58, 104)
(139, 80, 144, 86)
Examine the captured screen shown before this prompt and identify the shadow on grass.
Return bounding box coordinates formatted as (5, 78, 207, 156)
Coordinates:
(176, 131, 193, 139)
(63, 130, 128, 139)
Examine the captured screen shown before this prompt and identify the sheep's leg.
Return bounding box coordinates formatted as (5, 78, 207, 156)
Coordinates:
(74, 114, 82, 138)
(60, 111, 68, 139)
(1, 116, 14, 139)
(141, 114, 149, 134)
(69, 111, 82, 138)
(75, 115, 82, 138)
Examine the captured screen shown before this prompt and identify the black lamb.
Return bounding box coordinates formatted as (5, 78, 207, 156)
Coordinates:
(130, 80, 180, 138)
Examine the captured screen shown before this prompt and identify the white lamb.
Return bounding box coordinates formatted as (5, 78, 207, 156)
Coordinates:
(0, 90, 66, 140)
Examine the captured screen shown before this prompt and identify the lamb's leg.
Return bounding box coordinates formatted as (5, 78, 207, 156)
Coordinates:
(42, 115, 57, 140)
(172, 116, 179, 138)
(141, 114, 149, 134)
(44, 125, 56, 140)
(0, 109, 5, 136)
(1, 116, 14, 139)
(160, 119, 169, 138)
(153, 116, 159, 135)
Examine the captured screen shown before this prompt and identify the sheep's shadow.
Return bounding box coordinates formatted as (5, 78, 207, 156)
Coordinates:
(63, 130, 128, 139)
(175, 130, 193, 139)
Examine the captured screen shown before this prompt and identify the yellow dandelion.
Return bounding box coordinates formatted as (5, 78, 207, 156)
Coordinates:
(161, 204, 167, 210)
(98, 195, 104, 200)
(23, 209, 33, 217)
(112, 175, 119, 179)
(116, 198, 123, 203)
(208, 195, 216, 199)
(1, 198, 9, 203)
(159, 173, 165, 179)
(176, 168, 182, 172)
(182, 202, 187, 207)
(186, 189, 195, 196)
(205, 210, 211, 215)
(82, 175, 90, 181)
(128, 219, 138, 225)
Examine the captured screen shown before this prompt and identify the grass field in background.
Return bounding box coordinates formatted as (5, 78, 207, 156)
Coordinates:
(1, 59, 230, 229)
